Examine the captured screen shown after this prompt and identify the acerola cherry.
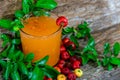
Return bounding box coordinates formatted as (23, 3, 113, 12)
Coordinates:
(60, 45, 66, 53)
(64, 62, 72, 69)
(69, 56, 77, 63)
(54, 66, 61, 73)
(57, 74, 67, 80)
(57, 60, 66, 69)
(61, 67, 70, 75)
(47, 78, 52, 80)
(61, 51, 70, 60)
(67, 72, 76, 80)
(62, 37, 70, 45)
(66, 41, 76, 50)
(56, 16, 68, 27)
(44, 76, 47, 80)
(58, 60, 66, 64)
(72, 60, 81, 69)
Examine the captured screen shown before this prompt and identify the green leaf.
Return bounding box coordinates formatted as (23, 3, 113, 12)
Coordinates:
(0, 34, 10, 48)
(113, 42, 120, 56)
(63, 27, 73, 33)
(81, 55, 89, 65)
(0, 45, 10, 57)
(103, 43, 110, 55)
(2, 40, 9, 48)
(35, 0, 57, 10)
(24, 53, 34, 62)
(0, 60, 6, 68)
(78, 21, 89, 29)
(0, 19, 12, 29)
(3, 61, 12, 80)
(26, 62, 32, 68)
(41, 65, 59, 78)
(110, 57, 120, 65)
(8, 45, 15, 54)
(70, 34, 79, 47)
(87, 53, 97, 61)
(11, 70, 20, 80)
(15, 10, 24, 18)
(35, 55, 49, 66)
(31, 66, 44, 80)
(12, 39, 21, 45)
(11, 63, 20, 80)
(87, 37, 95, 47)
(17, 62, 28, 75)
(97, 59, 101, 66)
(22, 0, 30, 14)
(0, 34, 9, 40)
(33, 10, 50, 16)
(76, 32, 82, 38)
(14, 50, 24, 61)
(67, 50, 75, 56)
(107, 64, 113, 71)
(102, 57, 109, 66)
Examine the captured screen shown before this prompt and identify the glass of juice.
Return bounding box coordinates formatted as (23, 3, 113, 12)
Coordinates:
(20, 14, 62, 66)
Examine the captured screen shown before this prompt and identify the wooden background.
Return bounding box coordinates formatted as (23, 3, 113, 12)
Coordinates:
(0, 0, 120, 80)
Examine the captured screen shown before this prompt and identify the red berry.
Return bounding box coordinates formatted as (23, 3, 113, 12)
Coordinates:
(56, 16, 68, 27)
(66, 41, 76, 50)
(61, 51, 70, 60)
(58, 60, 66, 64)
(69, 56, 77, 63)
(72, 60, 81, 69)
(67, 72, 76, 80)
(62, 38, 70, 45)
(44, 76, 48, 80)
(57, 60, 66, 69)
(47, 78, 52, 80)
(78, 58, 82, 65)
(57, 63, 64, 69)
(61, 67, 70, 75)
(60, 45, 66, 53)
(64, 62, 72, 69)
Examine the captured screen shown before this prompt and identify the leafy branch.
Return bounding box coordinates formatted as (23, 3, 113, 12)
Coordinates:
(0, 0, 59, 80)
(63, 21, 120, 70)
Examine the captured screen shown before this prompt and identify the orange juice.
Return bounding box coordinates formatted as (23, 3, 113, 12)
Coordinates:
(20, 16, 62, 66)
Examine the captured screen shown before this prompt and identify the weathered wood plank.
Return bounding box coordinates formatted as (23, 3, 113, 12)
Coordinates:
(92, 24, 120, 52)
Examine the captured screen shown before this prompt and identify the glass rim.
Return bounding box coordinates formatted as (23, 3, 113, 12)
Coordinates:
(20, 25, 62, 38)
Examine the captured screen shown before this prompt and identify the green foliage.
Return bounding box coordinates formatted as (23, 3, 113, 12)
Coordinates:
(63, 21, 120, 70)
(0, 0, 57, 32)
(0, 0, 59, 79)
(0, 19, 12, 29)
(35, 0, 57, 10)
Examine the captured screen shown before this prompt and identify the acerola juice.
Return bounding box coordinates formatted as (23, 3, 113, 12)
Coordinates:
(20, 16, 62, 66)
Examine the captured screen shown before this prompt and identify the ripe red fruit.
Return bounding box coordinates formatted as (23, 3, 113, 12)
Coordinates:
(62, 37, 70, 45)
(72, 60, 81, 69)
(61, 67, 70, 75)
(47, 78, 52, 80)
(58, 60, 66, 64)
(60, 45, 66, 53)
(57, 60, 66, 69)
(78, 58, 82, 65)
(64, 62, 72, 69)
(69, 56, 77, 63)
(44, 76, 47, 80)
(61, 51, 70, 60)
(56, 16, 68, 27)
(67, 72, 76, 80)
(66, 41, 76, 50)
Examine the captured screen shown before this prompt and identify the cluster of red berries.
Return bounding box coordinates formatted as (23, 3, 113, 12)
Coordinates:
(44, 17, 83, 80)
(55, 37, 82, 80)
